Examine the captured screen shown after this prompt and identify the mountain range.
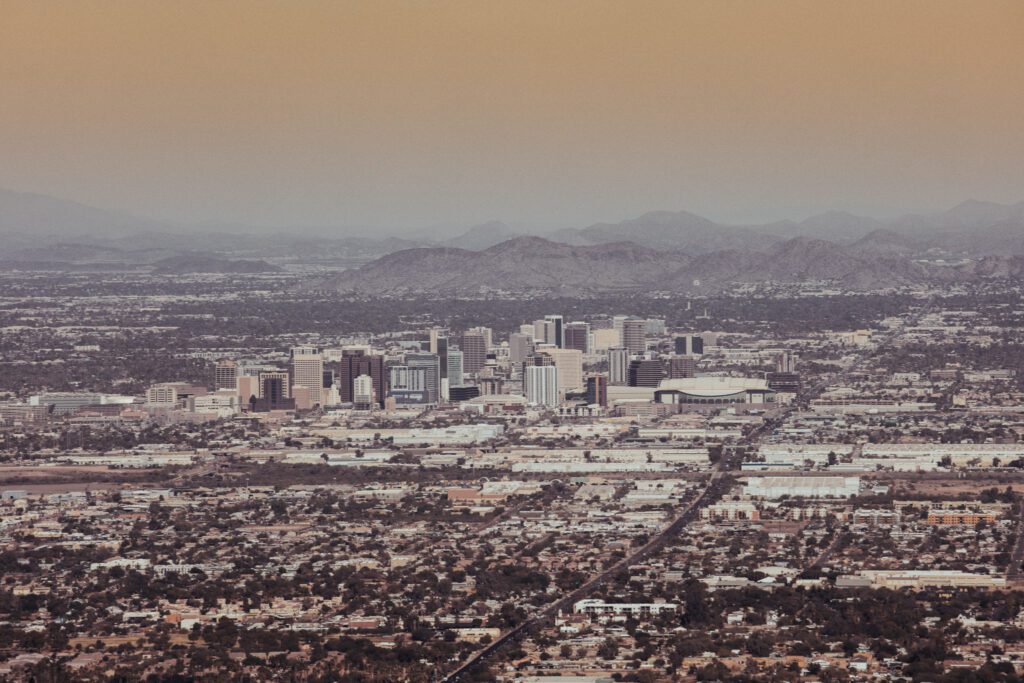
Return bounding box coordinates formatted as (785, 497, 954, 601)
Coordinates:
(305, 199, 1024, 294)
(4, 187, 1024, 285)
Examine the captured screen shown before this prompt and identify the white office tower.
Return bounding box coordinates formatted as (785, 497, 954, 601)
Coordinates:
(607, 347, 630, 385)
(353, 374, 375, 409)
(508, 332, 533, 365)
(525, 365, 559, 407)
(519, 324, 536, 339)
(544, 348, 583, 392)
(290, 346, 324, 406)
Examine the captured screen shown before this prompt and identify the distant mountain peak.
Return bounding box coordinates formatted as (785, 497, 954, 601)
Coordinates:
(445, 220, 521, 250)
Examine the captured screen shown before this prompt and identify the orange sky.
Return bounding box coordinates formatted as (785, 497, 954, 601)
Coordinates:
(1, 0, 1022, 230)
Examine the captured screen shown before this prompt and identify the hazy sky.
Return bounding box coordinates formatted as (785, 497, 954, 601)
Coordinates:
(1, 0, 1023, 231)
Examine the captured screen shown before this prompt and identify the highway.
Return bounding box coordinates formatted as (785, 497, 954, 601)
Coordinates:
(440, 298, 934, 682)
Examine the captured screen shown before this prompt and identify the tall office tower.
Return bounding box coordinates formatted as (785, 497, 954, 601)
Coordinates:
(475, 326, 494, 350)
(435, 334, 449, 379)
(508, 332, 533, 365)
(543, 348, 584, 393)
(519, 323, 536, 339)
(290, 347, 324, 406)
(592, 327, 621, 351)
(544, 315, 564, 348)
(621, 318, 646, 354)
(628, 358, 666, 387)
(407, 353, 440, 404)
(532, 319, 548, 343)
(387, 364, 429, 405)
(674, 334, 704, 356)
(352, 374, 375, 410)
(447, 348, 464, 387)
(564, 321, 591, 353)
(460, 330, 487, 374)
(585, 374, 608, 407)
(388, 353, 440, 405)
(524, 365, 559, 407)
(612, 315, 628, 344)
(429, 327, 450, 354)
(259, 370, 290, 406)
(338, 350, 386, 407)
(214, 360, 238, 391)
(776, 351, 797, 373)
(607, 347, 630, 385)
(237, 375, 259, 402)
(667, 355, 697, 379)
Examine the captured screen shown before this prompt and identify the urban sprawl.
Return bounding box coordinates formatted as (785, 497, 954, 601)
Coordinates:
(4, 271, 1024, 682)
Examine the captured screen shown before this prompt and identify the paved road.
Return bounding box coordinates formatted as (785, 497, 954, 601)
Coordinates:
(440, 299, 934, 682)
(804, 530, 849, 574)
(440, 464, 729, 683)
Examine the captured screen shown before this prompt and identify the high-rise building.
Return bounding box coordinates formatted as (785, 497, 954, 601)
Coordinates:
(543, 348, 584, 393)
(337, 350, 386, 407)
(460, 330, 487, 374)
(353, 374, 375, 409)
(508, 332, 533, 365)
(628, 358, 665, 387)
(259, 370, 290, 408)
(519, 323, 536, 339)
(429, 327, 450, 354)
(290, 347, 324, 406)
(675, 334, 704, 356)
(667, 355, 697, 379)
(533, 319, 548, 344)
(214, 360, 237, 391)
(544, 315, 564, 348)
(564, 321, 591, 354)
(435, 334, 449, 379)
(388, 353, 440, 405)
(407, 353, 440, 404)
(622, 318, 647, 354)
(237, 375, 259, 403)
(592, 327, 621, 351)
(525, 365, 559, 407)
(447, 348, 464, 387)
(612, 315, 628, 343)
(607, 347, 630, 385)
(585, 375, 608, 407)
(477, 326, 493, 350)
